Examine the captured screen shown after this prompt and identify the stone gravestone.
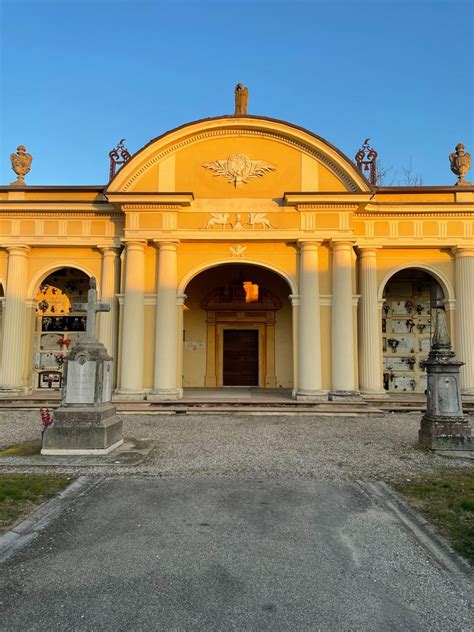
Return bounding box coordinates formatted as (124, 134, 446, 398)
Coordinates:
(419, 307, 472, 451)
(41, 278, 123, 455)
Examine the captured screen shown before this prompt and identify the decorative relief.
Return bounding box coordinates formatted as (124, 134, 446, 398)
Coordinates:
(205, 212, 275, 230)
(202, 153, 275, 188)
(10, 145, 32, 186)
(229, 245, 247, 257)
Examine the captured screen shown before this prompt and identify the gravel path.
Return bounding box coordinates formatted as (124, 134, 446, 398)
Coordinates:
(0, 411, 472, 480)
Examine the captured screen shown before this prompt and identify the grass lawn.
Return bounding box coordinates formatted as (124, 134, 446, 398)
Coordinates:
(0, 474, 72, 534)
(393, 467, 474, 565)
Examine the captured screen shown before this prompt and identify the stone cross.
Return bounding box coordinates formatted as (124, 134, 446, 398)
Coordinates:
(72, 277, 110, 339)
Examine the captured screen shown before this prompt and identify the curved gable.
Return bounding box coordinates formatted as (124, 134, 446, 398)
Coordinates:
(106, 116, 371, 196)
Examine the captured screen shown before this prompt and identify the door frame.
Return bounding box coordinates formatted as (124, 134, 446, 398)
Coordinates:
(218, 324, 264, 387)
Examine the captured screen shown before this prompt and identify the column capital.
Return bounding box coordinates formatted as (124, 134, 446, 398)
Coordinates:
(98, 245, 121, 256)
(452, 246, 474, 258)
(153, 239, 180, 251)
(121, 238, 147, 251)
(6, 245, 30, 256)
(330, 239, 356, 252)
(289, 294, 300, 307)
(357, 245, 382, 258)
(297, 239, 322, 251)
(176, 293, 187, 306)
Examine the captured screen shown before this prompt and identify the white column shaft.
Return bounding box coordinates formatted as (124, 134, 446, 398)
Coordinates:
(454, 248, 474, 394)
(1, 246, 30, 389)
(151, 241, 179, 398)
(297, 241, 325, 398)
(98, 247, 120, 361)
(358, 248, 384, 394)
(119, 241, 146, 395)
(331, 242, 356, 392)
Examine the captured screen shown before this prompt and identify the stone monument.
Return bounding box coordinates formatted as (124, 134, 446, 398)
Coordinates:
(418, 306, 473, 451)
(41, 278, 123, 455)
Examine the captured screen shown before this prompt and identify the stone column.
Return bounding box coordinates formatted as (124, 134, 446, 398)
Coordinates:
(358, 247, 386, 396)
(0, 246, 30, 393)
(176, 293, 186, 397)
(330, 240, 358, 398)
(116, 240, 146, 399)
(97, 246, 120, 381)
(149, 241, 180, 400)
(453, 247, 474, 394)
(296, 240, 326, 400)
(290, 294, 299, 397)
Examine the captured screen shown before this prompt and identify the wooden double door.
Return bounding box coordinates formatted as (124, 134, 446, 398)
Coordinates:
(223, 329, 259, 386)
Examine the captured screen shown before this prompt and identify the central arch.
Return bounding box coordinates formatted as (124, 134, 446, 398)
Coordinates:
(180, 262, 294, 390)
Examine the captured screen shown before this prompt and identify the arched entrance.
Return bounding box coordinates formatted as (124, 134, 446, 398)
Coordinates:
(33, 267, 90, 390)
(181, 263, 293, 390)
(381, 268, 445, 394)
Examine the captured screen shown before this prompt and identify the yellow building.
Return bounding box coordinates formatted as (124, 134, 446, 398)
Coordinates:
(1, 108, 473, 401)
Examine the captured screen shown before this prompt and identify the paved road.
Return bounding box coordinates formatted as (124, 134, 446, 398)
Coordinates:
(0, 477, 472, 631)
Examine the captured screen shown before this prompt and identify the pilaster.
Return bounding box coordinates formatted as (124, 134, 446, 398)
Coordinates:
(97, 246, 121, 384)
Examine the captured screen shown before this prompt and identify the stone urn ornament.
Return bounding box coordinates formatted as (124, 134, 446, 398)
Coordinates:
(449, 143, 471, 186)
(10, 145, 32, 186)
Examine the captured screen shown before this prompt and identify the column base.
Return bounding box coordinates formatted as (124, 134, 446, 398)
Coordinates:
(295, 389, 328, 402)
(419, 414, 473, 451)
(329, 390, 361, 401)
(0, 387, 27, 398)
(361, 389, 389, 399)
(113, 389, 146, 401)
(148, 388, 182, 401)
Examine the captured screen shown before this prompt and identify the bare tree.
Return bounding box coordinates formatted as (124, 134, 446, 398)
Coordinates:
(401, 156, 423, 186)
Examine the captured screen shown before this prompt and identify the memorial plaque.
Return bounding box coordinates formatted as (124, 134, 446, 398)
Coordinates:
(101, 360, 113, 403)
(392, 319, 409, 333)
(392, 301, 409, 315)
(65, 360, 96, 404)
(391, 335, 415, 353)
(384, 356, 415, 371)
(419, 337, 431, 353)
(40, 351, 58, 368)
(393, 375, 416, 392)
(41, 333, 63, 349)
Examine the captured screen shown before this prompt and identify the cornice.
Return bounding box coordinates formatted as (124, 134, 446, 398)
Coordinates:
(107, 193, 193, 207)
(285, 193, 370, 206)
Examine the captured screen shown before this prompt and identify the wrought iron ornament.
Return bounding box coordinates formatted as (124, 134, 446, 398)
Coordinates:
(355, 138, 378, 186)
(449, 143, 471, 186)
(109, 139, 132, 181)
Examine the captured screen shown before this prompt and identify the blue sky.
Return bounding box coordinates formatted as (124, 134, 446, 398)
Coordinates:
(1, 0, 472, 186)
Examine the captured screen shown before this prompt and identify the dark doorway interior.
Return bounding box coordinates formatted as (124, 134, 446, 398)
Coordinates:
(223, 329, 259, 386)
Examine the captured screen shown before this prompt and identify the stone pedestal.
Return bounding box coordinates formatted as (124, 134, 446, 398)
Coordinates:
(418, 309, 473, 452)
(42, 339, 123, 455)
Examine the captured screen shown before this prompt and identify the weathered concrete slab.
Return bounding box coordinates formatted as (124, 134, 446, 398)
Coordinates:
(0, 478, 472, 631)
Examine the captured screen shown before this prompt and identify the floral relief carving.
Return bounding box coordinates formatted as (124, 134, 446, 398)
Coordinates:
(202, 153, 276, 188)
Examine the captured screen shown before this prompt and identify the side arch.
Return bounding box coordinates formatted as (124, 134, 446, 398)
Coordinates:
(377, 263, 454, 303)
(178, 258, 298, 296)
(27, 263, 95, 300)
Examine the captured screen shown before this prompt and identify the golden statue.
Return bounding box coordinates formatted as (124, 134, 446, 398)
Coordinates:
(234, 83, 248, 116)
(10, 145, 32, 186)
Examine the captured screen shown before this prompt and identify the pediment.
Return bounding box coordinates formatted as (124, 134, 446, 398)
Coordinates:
(106, 116, 371, 197)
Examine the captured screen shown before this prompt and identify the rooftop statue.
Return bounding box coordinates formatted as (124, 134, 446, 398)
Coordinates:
(10, 145, 32, 186)
(449, 143, 471, 186)
(234, 83, 248, 116)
